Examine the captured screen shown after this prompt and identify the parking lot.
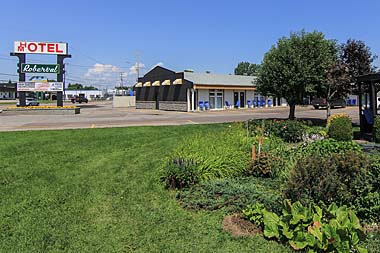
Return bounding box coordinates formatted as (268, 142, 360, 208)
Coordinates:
(0, 101, 359, 132)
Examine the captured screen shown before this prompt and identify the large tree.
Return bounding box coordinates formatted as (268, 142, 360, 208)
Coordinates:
(234, 61, 261, 76)
(340, 39, 377, 89)
(317, 39, 377, 118)
(257, 30, 337, 119)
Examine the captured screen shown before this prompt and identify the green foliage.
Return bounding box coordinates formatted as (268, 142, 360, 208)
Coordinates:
(327, 114, 353, 141)
(245, 200, 367, 253)
(352, 153, 380, 222)
(297, 138, 361, 157)
(234, 61, 261, 76)
(245, 152, 286, 178)
(373, 116, 380, 143)
(340, 39, 377, 83)
(177, 177, 282, 213)
(361, 232, 380, 253)
(160, 158, 199, 189)
(248, 119, 307, 143)
(243, 202, 265, 227)
(258, 30, 337, 119)
(285, 151, 371, 209)
(67, 83, 98, 90)
(165, 124, 251, 182)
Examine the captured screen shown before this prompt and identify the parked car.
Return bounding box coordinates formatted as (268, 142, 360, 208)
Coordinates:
(71, 96, 88, 104)
(311, 98, 346, 109)
(16, 98, 40, 106)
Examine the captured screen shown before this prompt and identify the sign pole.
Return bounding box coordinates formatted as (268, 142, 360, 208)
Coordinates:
(10, 52, 26, 106)
(57, 54, 71, 106)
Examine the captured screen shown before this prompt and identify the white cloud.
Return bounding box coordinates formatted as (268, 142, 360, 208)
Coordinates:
(129, 62, 146, 75)
(82, 63, 127, 88)
(85, 63, 121, 77)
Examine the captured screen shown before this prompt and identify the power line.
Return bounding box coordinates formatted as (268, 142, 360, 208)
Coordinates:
(70, 46, 105, 65)
(0, 72, 18, 77)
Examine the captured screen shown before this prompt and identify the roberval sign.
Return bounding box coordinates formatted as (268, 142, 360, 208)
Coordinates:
(17, 82, 63, 92)
(14, 41, 68, 55)
(21, 64, 60, 74)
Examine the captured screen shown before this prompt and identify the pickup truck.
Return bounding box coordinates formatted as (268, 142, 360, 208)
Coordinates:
(311, 98, 346, 109)
(71, 96, 88, 104)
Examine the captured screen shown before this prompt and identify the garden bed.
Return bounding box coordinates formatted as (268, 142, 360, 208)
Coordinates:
(1, 106, 80, 115)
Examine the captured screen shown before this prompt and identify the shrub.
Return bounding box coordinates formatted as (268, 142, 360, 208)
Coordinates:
(160, 158, 199, 189)
(297, 138, 361, 157)
(327, 113, 353, 141)
(177, 177, 282, 213)
(244, 200, 367, 253)
(248, 119, 307, 143)
(352, 153, 380, 222)
(245, 152, 285, 178)
(284, 151, 371, 207)
(374, 116, 380, 143)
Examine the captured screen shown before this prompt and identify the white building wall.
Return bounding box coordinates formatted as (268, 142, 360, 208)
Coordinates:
(246, 90, 255, 107)
(224, 90, 234, 108)
(197, 89, 209, 110)
(64, 90, 104, 100)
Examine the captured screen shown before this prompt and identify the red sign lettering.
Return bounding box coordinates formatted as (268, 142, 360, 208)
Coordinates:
(56, 44, 63, 53)
(27, 43, 37, 52)
(47, 43, 55, 52)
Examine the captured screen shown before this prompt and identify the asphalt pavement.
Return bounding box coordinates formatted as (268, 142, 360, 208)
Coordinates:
(0, 101, 359, 132)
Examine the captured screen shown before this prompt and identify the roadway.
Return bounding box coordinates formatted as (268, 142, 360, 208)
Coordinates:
(0, 101, 359, 132)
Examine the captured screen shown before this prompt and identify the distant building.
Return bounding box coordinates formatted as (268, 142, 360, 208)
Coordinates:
(0, 82, 17, 99)
(64, 90, 104, 101)
(134, 66, 286, 112)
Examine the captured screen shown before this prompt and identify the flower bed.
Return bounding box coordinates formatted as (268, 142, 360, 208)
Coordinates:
(2, 105, 80, 115)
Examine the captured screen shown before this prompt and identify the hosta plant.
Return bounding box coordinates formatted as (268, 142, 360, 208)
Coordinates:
(244, 200, 367, 253)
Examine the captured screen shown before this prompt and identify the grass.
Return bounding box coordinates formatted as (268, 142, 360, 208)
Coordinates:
(0, 125, 290, 252)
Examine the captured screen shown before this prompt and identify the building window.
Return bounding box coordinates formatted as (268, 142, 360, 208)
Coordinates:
(209, 89, 223, 109)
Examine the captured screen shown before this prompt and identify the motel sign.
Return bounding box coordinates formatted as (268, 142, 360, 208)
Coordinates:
(14, 41, 68, 55)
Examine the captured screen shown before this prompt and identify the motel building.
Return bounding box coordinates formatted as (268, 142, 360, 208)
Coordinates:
(134, 66, 286, 112)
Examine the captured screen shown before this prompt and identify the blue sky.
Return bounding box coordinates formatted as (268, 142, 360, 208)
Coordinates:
(1, 0, 380, 88)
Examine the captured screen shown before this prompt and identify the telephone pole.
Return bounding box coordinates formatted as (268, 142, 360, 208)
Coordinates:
(120, 72, 123, 88)
(136, 51, 140, 79)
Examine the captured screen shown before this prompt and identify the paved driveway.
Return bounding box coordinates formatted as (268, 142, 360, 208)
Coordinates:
(0, 101, 359, 131)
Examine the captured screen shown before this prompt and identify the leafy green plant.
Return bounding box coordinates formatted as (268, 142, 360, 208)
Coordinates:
(297, 138, 361, 157)
(243, 202, 265, 227)
(246, 200, 368, 252)
(327, 114, 353, 141)
(160, 158, 199, 189)
(248, 119, 307, 143)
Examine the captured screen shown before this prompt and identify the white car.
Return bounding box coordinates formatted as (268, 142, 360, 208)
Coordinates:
(17, 98, 40, 106)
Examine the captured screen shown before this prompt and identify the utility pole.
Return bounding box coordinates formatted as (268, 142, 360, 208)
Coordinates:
(136, 51, 140, 79)
(120, 72, 123, 88)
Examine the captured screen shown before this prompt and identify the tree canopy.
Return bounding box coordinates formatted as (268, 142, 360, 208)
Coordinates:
(234, 62, 261, 76)
(340, 39, 377, 91)
(257, 30, 337, 119)
(67, 83, 98, 90)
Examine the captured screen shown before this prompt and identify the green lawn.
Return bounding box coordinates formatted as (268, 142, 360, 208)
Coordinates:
(0, 125, 290, 252)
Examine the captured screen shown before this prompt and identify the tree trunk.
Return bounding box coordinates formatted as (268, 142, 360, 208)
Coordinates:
(289, 104, 296, 120)
(326, 101, 331, 119)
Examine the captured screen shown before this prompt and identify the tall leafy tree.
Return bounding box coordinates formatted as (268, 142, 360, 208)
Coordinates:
(258, 30, 337, 119)
(234, 62, 261, 76)
(340, 39, 377, 83)
(324, 61, 351, 118)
